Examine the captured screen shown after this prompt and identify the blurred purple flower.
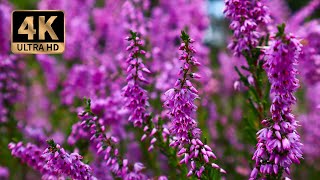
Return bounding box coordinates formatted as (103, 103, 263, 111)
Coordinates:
(265, 0, 290, 25)
(78, 109, 147, 179)
(38, 0, 96, 61)
(0, 0, 11, 54)
(298, 20, 320, 85)
(0, 166, 9, 180)
(287, 0, 320, 31)
(150, 0, 212, 96)
(0, 55, 23, 123)
(224, 0, 270, 56)
(36, 55, 60, 91)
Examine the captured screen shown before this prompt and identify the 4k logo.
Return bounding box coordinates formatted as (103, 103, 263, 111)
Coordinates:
(11, 10, 65, 54)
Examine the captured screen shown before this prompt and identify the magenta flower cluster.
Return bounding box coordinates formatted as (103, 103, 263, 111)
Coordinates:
(122, 32, 150, 127)
(164, 31, 223, 178)
(0, 55, 22, 122)
(42, 140, 94, 180)
(9, 140, 95, 180)
(250, 28, 303, 179)
(78, 106, 147, 179)
(8, 142, 57, 179)
(224, 0, 270, 55)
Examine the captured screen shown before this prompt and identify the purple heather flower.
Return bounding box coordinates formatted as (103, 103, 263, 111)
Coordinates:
(8, 142, 59, 179)
(164, 32, 221, 178)
(0, 0, 12, 54)
(298, 20, 320, 85)
(122, 32, 150, 127)
(61, 64, 109, 105)
(0, 166, 9, 179)
(122, 0, 150, 36)
(251, 28, 303, 179)
(38, 0, 96, 61)
(218, 52, 248, 94)
(286, 0, 320, 32)
(18, 124, 47, 145)
(158, 176, 168, 180)
(78, 103, 147, 179)
(68, 122, 90, 145)
(0, 55, 23, 123)
(150, 0, 212, 96)
(224, 0, 270, 56)
(90, 160, 113, 180)
(36, 55, 60, 91)
(42, 140, 95, 180)
(299, 83, 320, 168)
(266, 0, 290, 25)
(23, 83, 51, 130)
(300, 111, 320, 167)
(164, 33, 201, 143)
(91, 92, 128, 138)
(68, 92, 128, 145)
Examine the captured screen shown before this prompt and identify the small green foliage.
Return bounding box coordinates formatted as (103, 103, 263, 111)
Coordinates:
(83, 98, 92, 112)
(276, 23, 286, 38)
(129, 30, 138, 40)
(180, 30, 190, 42)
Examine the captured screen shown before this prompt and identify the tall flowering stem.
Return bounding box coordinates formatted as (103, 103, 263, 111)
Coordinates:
(42, 139, 95, 180)
(164, 31, 224, 179)
(8, 142, 58, 179)
(123, 31, 159, 168)
(79, 99, 147, 179)
(122, 31, 190, 177)
(224, 0, 271, 125)
(123, 31, 150, 127)
(250, 25, 303, 180)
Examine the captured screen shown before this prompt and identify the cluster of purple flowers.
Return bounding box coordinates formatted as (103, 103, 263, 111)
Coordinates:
(8, 142, 57, 179)
(164, 31, 223, 178)
(0, 55, 22, 123)
(122, 32, 150, 127)
(42, 140, 94, 180)
(150, 0, 214, 99)
(164, 32, 201, 143)
(78, 107, 147, 179)
(250, 28, 303, 179)
(9, 140, 95, 180)
(0, 0, 11, 54)
(299, 21, 320, 85)
(39, 0, 96, 61)
(224, 0, 270, 56)
(0, 166, 9, 179)
(122, 0, 149, 36)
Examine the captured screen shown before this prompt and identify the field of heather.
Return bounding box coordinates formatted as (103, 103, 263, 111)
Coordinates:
(0, 0, 319, 179)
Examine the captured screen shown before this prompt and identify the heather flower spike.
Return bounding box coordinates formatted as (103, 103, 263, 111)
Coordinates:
(123, 31, 150, 127)
(79, 98, 147, 179)
(164, 31, 223, 178)
(250, 24, 303, 180)
(42, 139, 95, 180)
(123, 31, 159, 152)
(8, 142, 58, 179)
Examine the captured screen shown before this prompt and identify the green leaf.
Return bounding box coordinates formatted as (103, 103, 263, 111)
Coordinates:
(180, 30, 190, 42)
(276, 23, 286, 38)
